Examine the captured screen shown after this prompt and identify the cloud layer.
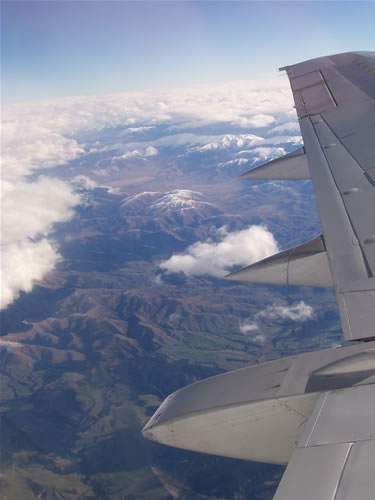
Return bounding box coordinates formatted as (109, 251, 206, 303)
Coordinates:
(160, 225, 279, 278)
(2, 78, 297, 309)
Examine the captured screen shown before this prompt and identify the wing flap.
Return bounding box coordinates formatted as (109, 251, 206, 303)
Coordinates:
(275, 384, 375, 499)
(274, 443, 352, 500)
(143, 342, 375, 466)
(334, 440, 375, 500)
(225, 235, 333, 288)
(242, 52, 375, 340)
(239, 147, 310, 180)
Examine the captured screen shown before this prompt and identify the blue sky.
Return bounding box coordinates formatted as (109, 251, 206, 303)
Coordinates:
(2, 1, 375, 102)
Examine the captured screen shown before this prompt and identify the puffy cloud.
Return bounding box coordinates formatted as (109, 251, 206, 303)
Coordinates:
(238, 301, 314, 346)
(2, 78, 296, 309)
(160, 225, 279, 278)
(3, 126, 84, 180)
(2, 177, 80, 245)
(256, 301, 314, 322)
(239, 321, 265, 345)
(252, 333, 266, 345)
(2, 107, 83, 310)
(1, 238, 60, 309)
(1, 176, 81, 309)
(239, 321, 259, 333)
(71, 175, 98, 190)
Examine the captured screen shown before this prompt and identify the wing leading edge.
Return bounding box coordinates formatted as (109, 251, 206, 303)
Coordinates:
(143, 52, 375, 499)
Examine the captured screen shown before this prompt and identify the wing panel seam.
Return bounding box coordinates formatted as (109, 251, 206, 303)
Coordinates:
(319, 70, 338, 107)
(304, 392, 328, 447)
(332, 442, 353, 500)
(311, 116, 374, 278)
(319, 114, 366, 174)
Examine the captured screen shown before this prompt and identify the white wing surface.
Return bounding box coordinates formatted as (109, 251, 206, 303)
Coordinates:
(285, 52, 375, 342)
(143, 52, 375, 499)
(234, 52, 375, 342)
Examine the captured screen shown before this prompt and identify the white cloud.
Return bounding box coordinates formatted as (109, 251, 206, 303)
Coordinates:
(2, 111, 83, 310)
(4, 78, 293, 143)
(168, 313, 180, 323)
(71, 175, 98, 190)
(233, 114, 276, 128)
(2, 78, 296, 309)
(1, 238, 60, 309)
(253, 333, 266, 345)
(1, 176, 81, 309)
(1, 177, 80, 246)
(239, 321, 259, 333)
(239, 321, 265, 345)
(256, 301, 314, 322)
(266, 122, 300, 136)
(153, 274, 163, 286)
(2, 126, 84, 180)
(127, 126, 155, 133)
(160, 225, 279, 278)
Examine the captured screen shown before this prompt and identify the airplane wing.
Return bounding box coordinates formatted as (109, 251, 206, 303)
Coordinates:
(235, 51, 375, 342)
(143, 52, 375, 499)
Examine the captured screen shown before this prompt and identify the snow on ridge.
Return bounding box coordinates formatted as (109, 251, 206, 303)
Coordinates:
(151, 190, 216, 212)
(248, 146, 286, 164)
(122, 189, 217, 213)
(117, 145, 159, 160)
(188, 134, 263, 153)
(185, 132, 302, 155)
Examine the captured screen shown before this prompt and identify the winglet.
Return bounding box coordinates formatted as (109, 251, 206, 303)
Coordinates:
(225, 235, 333, 288)
(240, 147, 310, 180)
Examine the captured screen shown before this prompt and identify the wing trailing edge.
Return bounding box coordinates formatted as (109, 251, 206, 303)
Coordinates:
(143, 51, 375, 499)
(225, 235, 333, 288)
(240, 146, 310, 180)
(275, 384, 375, 500)
(143, 341, 375, 465)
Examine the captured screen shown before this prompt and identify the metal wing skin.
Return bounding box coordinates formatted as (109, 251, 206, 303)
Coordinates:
(274, 51, 375, 499)
(282, 51, 375, 342)
(232, 51, 375, 342)
(143, 52, 375, 499)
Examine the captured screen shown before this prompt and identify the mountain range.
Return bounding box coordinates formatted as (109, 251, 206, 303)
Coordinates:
(1, 117, 342, 499)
